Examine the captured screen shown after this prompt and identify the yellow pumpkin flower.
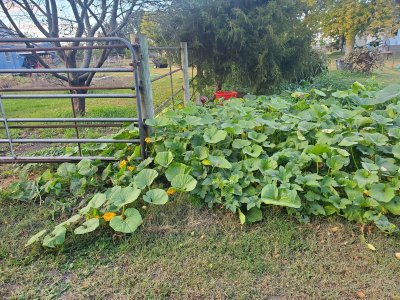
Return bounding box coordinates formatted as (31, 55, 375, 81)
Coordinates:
(103, 212, 117, 222)
(177, 104, 184, 109)
(167, 188, 176, 196)
(363, 190, 371, 197)
(145, 137, 152, 144)
(202, 159, 212, 166)
(119, 160, 127, 168)
(127, 166, 136, 172)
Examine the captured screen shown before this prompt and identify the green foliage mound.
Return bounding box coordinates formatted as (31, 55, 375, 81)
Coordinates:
(152, 0, 326, 93)
(15, 83, 400, 248)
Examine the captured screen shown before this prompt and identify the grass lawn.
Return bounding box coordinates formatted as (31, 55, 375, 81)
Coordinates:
(0, 196, 399, 299)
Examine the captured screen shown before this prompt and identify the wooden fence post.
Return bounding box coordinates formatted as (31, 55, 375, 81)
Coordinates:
(180, 42, 190, 105)
(131, 34, 155, 124)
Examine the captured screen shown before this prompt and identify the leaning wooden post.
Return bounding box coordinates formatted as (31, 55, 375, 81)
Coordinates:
(180, 42, 190, 106)
(131, 34, 155, 127)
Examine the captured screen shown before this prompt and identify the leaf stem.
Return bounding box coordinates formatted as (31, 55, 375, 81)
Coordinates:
(351, 147, 359, 170)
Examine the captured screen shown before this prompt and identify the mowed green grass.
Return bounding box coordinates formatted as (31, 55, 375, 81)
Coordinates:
(0, 196, 399, 299)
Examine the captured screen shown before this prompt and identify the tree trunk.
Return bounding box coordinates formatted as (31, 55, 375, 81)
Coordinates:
(345, 35, 355, 54)
(71, 77, 88, 116)
(72, 92, 86, 116)
(215, 80, 223, 92)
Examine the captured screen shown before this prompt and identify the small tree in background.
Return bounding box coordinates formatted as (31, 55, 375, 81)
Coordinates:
(0, 0, 167, 115)
(343, 48, 384, 74)
(148, 0, 326, 94)
(305, 0, 400, 54)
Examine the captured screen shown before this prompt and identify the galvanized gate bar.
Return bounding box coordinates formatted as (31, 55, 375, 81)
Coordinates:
(0, 96, 16, 158)
(0, 86, 135, 92)
(0, 44, 128, 52)
(2, 94, 136, 99)
(0, 118, 139, 122)
(151, 68, 182, 83)
(0, 157, 120, 164)
(0, 67, 133, 74)
(0, 139, 140, 144)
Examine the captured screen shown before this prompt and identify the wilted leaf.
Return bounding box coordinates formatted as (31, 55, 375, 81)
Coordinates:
(74, 218, 100, 235)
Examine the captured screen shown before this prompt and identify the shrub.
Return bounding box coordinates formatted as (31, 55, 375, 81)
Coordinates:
(342, 47, 384, 74)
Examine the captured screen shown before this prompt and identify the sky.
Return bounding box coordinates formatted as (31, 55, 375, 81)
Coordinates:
(1, 0, 74, 37)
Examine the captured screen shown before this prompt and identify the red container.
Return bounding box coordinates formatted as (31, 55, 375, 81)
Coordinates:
(214, 91, 238, 100)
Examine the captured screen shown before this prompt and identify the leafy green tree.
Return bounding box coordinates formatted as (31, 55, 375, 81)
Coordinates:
(306, 0, 400, 54)
(152, 0, 326, 93)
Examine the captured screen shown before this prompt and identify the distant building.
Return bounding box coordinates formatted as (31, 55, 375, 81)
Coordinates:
(0, 20, 57, 70)
(355, 29, 400, 53)
(387, 30, 400, 52)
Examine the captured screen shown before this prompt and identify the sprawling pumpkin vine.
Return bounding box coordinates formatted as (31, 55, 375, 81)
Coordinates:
(19, 82, 400, 248)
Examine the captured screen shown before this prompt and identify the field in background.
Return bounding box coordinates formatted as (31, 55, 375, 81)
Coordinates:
(2, 66, 184, 120)
(325, 51, 400, 87)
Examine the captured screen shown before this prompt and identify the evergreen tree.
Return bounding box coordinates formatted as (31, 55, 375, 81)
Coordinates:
(150, 0, 326, 93)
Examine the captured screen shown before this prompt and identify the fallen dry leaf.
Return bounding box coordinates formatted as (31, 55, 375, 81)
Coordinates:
(367, 243, 377, 251)
(357, 291, 366, 298)
(331, 226, 340, 233)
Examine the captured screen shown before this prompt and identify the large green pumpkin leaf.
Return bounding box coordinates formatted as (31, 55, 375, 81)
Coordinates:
(362, 132, 389, 146)
(392, 143, 400, 159)
(369, 183, 395, 203)
(243, 145, 263, 158)
(261, 184, 279, 200)
(77, 159, 98, 176)
(248, 131, 267, 143)
(134, 169, 158, 189)
(88, 193, 107, 209)
(42, 226, 66, 248)
(245, 207, 263, 223)
(56, 214, 82, 228)
(326, 155, 349, 173)
(208, 155, 232, 169)
(261, 184, 301, 208)
(353, 170, 379, 188)
(339, 135, 363, 147)
(171, 174, 197, 192)
(143, 189, 169, 205)
(109, 187, 141, 208)
(155, 151, 174, 168)
(384, 197, 400, 215)
(26, 230, 47, 247)
(203, 127, 227, 144)
(166, 162, 190, 181)
(109, 208, 142, 233)
(70, 177, 87, 197)
(232, 139, 251, 149)
(145, 116, 173, 127)
(193, 146, 209, 160)
(74, 218, 100, 235)
(57, 163, 77, 177)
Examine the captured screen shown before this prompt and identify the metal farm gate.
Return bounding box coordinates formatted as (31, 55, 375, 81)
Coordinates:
(0, 36, 189, 164)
